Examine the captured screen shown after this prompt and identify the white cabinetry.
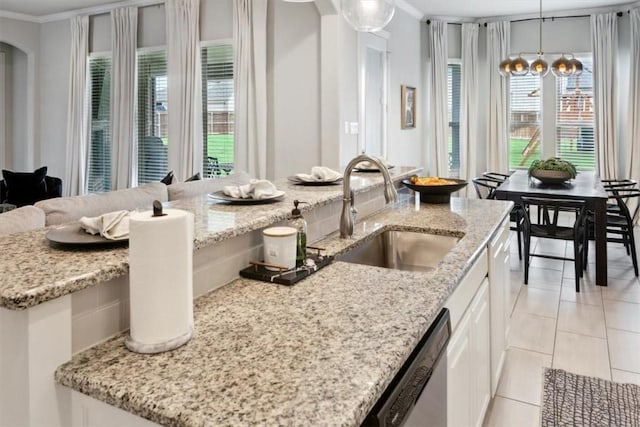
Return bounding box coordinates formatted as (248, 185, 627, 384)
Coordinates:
(445, 250, 491, 427)
(488, 218, 511, 396)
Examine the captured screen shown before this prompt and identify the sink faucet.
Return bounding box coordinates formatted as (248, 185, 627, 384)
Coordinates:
(340, 155, 398, 238)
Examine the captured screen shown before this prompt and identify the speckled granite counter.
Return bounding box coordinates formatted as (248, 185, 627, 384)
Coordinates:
(0, 167, 418, 310)
(56, 196, 513, 427)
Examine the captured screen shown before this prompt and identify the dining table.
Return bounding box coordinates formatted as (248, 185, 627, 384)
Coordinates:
(494, 170, 610, 286)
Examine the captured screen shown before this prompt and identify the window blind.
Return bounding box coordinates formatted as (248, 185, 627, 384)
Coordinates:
(509, 73, 542, 169)
(447, 63, 461, 174)
(201, 44, 234, 177)
(87, 56, 112, 193)
(137, 50, 168, 185)
(555, 56, 595, 171)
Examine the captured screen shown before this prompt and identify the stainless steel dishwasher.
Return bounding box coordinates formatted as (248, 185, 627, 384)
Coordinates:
(362, 308, 450, 427)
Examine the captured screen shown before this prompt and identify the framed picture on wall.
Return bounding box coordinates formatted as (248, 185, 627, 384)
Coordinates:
(401, 85, 416, 129)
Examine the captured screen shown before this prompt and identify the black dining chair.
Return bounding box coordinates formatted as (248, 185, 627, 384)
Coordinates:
(584, 188, 640, 277)
(520, 197, 587, 292)
(473, 176, 524, 260)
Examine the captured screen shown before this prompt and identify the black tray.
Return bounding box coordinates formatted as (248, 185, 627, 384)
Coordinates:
(239, 252, 333, 286)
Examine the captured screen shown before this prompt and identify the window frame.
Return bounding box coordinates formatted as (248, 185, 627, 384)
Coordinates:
(447, 58, 462, 176)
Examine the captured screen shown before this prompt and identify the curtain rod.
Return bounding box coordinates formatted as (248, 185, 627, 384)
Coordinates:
(426, 10, 629, 27)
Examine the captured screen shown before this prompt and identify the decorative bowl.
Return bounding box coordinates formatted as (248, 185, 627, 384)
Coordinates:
(402, 179, 468, 203)
(529, 169, 572, 185)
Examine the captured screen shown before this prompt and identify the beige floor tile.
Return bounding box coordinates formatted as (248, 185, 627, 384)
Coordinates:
(608, 328, 640, 373)
(602, 277, 640, 304)
(556, 301, 606, 338)
(524, 267, 564, 291)
(496, 348, 551, 405)
(611, 369, 640, 386)
(607, 262, 638, 280)
(515, 287, 560, 319)
(530, 256, 564, 271)
(552, 331, 610, 380)
(509, 312, 556, 355)
(603, 299, 640, 333)
(560, 278, 602, 306)
(482, 396, 540, 427)
(535, 239, 567, 257)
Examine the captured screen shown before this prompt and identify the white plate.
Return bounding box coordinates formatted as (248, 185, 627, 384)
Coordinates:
(209, 190, 286, 204)
(287, 176, 343, 186)
(354, 165, 395, 172)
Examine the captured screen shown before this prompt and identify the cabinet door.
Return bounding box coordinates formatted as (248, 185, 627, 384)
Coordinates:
(471, 279, 491, 427)
(488, 219, 510, 396)
(447, 309, 472, 427)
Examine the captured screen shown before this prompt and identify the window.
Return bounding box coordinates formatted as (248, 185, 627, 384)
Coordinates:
(137, 50, 168, 185)
(509, 73, 542, 170)
(447, 62, 461, 174)
(508, 54, 595, 172)
(201, 44, 234, 177)
(556, 56, 595, 170)
(87, 56, 112, 193)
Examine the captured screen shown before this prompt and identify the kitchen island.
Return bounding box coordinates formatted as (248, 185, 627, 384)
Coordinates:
(54, 195, 513, 427)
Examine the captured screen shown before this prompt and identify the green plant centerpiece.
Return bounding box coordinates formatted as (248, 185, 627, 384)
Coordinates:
(528, 158, 577, 184)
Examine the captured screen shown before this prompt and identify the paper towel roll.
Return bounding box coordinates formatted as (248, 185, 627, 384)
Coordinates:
(125, 208, 194, 354)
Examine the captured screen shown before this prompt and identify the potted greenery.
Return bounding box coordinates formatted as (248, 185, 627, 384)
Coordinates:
(528, 158, 577, 184)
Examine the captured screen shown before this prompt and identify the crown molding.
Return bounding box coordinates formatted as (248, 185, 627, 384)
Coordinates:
(478, 0, 640, 23)
(396, 0, 423, 20)
(0, 0, 163, 24)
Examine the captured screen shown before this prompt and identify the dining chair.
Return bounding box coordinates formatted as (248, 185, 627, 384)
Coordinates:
(482, 172, 512, 183)
(473, 176, 524, 260)
(584, 188, 640, 277)
(520, 197, 586, 292)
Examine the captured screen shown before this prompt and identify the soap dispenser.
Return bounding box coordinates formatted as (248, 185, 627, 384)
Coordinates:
(290, 200, 308, 267)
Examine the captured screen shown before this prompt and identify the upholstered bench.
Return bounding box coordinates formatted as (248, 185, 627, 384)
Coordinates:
(35, 182, 169, 226)
(0, 206, 46, 236)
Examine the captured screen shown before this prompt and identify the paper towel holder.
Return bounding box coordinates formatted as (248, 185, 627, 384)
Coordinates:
(152, 200, 167, 217)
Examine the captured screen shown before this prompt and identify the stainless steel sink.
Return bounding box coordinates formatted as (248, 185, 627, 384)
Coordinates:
(337, 230, 461, 273)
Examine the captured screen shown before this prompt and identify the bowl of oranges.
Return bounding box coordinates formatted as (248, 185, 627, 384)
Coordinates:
(402, 175, 468, 203)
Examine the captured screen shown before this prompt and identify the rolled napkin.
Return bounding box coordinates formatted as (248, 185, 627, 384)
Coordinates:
(223, 179, 279, 199)
(356, 156, 393, 170)
(79, 210, 130, 240)
(295, 166, 342, 182)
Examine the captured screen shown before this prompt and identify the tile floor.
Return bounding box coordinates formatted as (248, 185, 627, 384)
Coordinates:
(483, 229, 640, 426)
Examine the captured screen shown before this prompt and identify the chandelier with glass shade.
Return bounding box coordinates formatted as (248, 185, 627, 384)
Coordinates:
(341, 0, 395, 32)
(498, 0, 583, 78)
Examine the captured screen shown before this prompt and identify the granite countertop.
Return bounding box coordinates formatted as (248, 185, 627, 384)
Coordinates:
(0, 167, 418, 310)
(56, 196, 513, 427)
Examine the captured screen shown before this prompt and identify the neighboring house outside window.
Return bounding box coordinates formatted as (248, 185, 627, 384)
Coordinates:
(508, 54, 595, 171)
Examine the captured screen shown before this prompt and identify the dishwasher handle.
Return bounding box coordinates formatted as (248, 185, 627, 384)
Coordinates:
(362, 308, 451, 427)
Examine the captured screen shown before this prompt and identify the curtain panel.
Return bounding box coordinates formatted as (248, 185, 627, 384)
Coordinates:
(233, 0, 268, 179)
(591, 13, 619, 179)
(65, 15, 89, 196)
(110, 7, 138, 190)
(486, 21, 510, 174)
(166, 0, 203, 181)
(460, 23, 479, 196)
(426, 19, 449, 177)
(626, 9, 640, 183)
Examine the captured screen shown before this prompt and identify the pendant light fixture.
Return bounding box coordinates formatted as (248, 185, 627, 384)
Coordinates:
(341, 0, 395, 32)
(498, 0, 582, 78)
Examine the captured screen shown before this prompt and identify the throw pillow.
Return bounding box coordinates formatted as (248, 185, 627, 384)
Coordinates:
(2, 166, 48, 207)
(160, 171, 174, 185)
(185, 172, 201, 182)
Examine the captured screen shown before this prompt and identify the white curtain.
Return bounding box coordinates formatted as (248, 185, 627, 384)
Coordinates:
(626, 9, 640, 182)
(166, 0, 203, 181)
(591, 13, 618, 179)
(65, 15, 89, 196)
(426, 19, 449, 177)
(486, 21, 510, 174)
(233, 0, 268, 179)
(460, 23, 479, 196)
(110, 7, 137, 190)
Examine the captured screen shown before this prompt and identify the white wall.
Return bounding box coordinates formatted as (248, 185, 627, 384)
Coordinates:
(386, 8, 424, 169)
(39, 20, 70, 180)
(267, 0, 321, 180)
